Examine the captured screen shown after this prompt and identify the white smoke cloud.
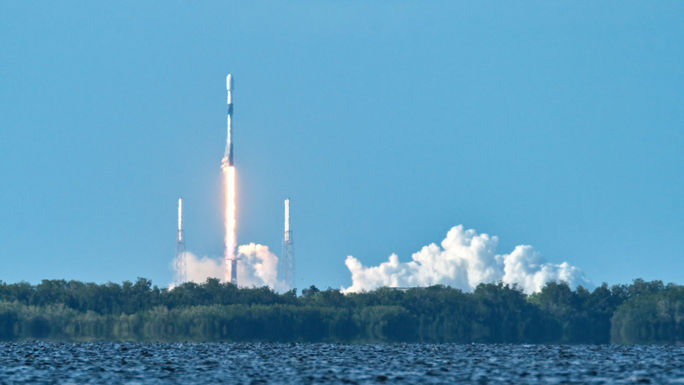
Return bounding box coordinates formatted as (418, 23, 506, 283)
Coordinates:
(174, 251, 223, 285)
(342, 225, 590, 294)
(171, 243, 288, 292)
(236, 243, 289, 292)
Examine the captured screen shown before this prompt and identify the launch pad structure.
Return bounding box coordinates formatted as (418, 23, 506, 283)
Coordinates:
(174, 197, 187, 283)
(280, 198, 294, 289)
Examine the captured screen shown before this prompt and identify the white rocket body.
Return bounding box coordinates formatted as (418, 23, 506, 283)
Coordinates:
(222, 74, 234, 167)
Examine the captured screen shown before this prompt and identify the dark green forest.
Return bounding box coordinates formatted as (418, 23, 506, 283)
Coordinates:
(0, 278, 682, 344)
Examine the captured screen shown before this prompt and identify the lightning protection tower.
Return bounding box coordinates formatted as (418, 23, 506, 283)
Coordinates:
(174, 197, 187, 284)
(280, 198, 294, 289)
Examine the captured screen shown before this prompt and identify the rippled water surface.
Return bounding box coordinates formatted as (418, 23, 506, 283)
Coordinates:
(1, 342, 683, 384)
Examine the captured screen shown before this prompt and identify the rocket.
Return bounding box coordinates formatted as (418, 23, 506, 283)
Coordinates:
(222, 74, 234, 168)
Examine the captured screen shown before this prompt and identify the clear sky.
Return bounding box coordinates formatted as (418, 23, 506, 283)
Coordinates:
(1, 1, 682, 289)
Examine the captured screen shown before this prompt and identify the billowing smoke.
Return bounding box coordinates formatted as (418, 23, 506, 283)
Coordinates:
(237, 243, 289, 292)
(172, 243, 288, 292)
(342, 225, 590, 294)
(173, 252, 223, 286)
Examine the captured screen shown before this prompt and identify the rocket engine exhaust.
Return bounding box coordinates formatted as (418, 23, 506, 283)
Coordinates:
(222, 74, 238, 284)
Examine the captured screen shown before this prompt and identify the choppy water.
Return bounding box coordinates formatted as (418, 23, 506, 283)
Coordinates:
(1, 342, 683, 384)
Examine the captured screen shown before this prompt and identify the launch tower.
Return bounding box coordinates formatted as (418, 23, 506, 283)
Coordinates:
(280, 198, 294, 289)
(174, 197, 187, 283)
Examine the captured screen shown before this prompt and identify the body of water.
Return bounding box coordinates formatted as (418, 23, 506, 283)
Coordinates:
(1, 342, 683, 384)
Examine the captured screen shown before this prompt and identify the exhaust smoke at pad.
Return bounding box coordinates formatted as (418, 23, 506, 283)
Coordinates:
(342, 225, 590, 294)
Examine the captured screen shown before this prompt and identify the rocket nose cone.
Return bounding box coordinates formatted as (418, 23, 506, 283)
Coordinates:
(226, 74, 232, 90)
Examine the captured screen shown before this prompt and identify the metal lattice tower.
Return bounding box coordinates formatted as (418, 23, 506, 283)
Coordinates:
(174, 197, 187, 284)
(280, 198, 294, 289)
(229, 258, 238, 286)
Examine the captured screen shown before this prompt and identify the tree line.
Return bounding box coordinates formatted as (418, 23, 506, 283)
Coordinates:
(0, 278, 681, 344)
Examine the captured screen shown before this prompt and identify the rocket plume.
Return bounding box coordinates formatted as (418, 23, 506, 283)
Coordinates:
(222, 74, 237, 284)
(223, 164, 237, 283)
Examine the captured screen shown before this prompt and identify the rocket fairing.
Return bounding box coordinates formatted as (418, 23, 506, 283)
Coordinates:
(222, 74, 234, 167)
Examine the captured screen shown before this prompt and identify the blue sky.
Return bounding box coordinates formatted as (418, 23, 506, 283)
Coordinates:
(0, 1, 682, 289)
